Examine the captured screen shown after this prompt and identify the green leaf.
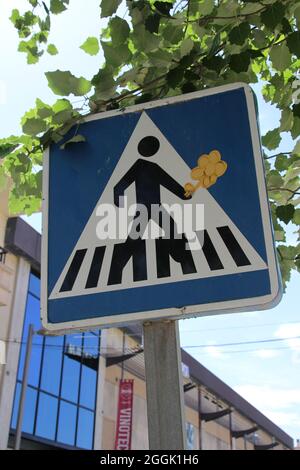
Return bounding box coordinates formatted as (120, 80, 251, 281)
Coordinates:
(279, 108, 293, 132)
(80, 37, 100, 56)
(10, 9, 20, 25)
(252, 30, 268, 48)
(131, 24, 160, 52)
(293, 208, 300, 225)
(148, 49, 173, 67)
(180, 38, 194, 58)
(50, 0, 69, 15)
(145, 14, 160, 34)
(45, 70, 91, 96)
(276, 204, 295, 224)
(154, 1, 173, 16)
(101, 0, 122, 18)
(228, 23, 250, 46)
(167, 67, 184, 89)
(162, 23, 184, 45)
(36, 98, 54, 119)
(22, 117, 47, 136)
(91, 68, 116, 100)
(0, 143, 18, 158)
(262, 128, 281, 150)
(47, 44, 58, 55)
(275, 154, 291, 172)
(229, 51, 251, 73)
(101, 42, 131, 68)
(60, 134, 86, 149)
(286, 32, 300, 58)
(260, 1, 285, 30)
(267, 169, 284, 187)
(293, 140, 300, 154)
(197, 0, 214, 16)
(109, 17, 130, 45)
(270, 43, 292, 72)
(52, 109, 73, 125)
(291, 116, 300, 139)
(53, 98, 72, 113)
(203, 56, 225, 73)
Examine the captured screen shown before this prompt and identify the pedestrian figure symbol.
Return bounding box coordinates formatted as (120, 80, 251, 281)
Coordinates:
(109, 134, 196, 285)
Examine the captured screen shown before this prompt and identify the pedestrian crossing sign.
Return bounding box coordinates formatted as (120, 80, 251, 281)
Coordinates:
(41, 83, 282, 331)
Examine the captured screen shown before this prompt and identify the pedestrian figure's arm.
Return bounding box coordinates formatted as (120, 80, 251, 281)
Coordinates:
(159, 166, 192, 200)
(114, 162, 138, 207)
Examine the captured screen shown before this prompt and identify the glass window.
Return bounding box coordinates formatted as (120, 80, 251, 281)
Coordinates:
(61, 334, 82, 403)
(28, 274, 40, 298)
(22, 387, 38, 435)
(80, 366, 97, 410)
(79, 333, 98, 409)
(35, 393, 58, 440)
(57, 401, 77, 446)
(11, 272, 98, 449)
(82, 332, 99, 356)
(10, 385, 37, 435)
(40, 336, 63, 395)
(76, 409, 94, 449)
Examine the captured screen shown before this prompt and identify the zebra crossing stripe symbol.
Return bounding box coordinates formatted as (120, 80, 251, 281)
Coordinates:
(50, 113, 266, 300)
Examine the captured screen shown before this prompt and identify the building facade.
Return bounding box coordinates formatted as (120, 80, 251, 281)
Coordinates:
(0, 191, 294, 450)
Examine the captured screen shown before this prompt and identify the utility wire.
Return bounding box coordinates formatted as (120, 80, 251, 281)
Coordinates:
(1, 318, 300, 346)
(182, 336, 300, 349)
(1, 335, 300, 350)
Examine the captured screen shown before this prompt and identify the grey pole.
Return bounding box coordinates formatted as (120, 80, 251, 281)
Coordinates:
(14, 323, 34, 450)
(143, 320, 186, 450)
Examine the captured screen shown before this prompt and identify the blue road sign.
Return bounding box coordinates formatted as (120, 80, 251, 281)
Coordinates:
(41, 83, 282, 331)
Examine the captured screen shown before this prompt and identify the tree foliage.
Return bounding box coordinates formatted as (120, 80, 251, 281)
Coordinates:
(1, 0, 300, 288)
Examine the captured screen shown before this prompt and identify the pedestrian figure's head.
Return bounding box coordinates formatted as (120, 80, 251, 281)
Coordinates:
(138, 136, 160, 157)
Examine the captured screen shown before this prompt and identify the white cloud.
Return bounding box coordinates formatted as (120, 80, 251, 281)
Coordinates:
(264, 411, 300, 428)
(274, 324, 300, 363)
(235, 384, 300, 410)
(204, 345, 226, 359)
(252, 349, 281, 359)
(234, 384, 300, 437)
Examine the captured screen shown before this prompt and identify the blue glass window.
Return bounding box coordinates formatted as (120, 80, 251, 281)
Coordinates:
(61, 334, 82, 403)
(10, 384, 37, 434)
(40, 336, 63, 395)
(35, 393, 58, 440)
(76, 409, 94, 449)
(57, 401, 77, 446)
(28, 273, 40, 298)
(10, 272, 100, 449)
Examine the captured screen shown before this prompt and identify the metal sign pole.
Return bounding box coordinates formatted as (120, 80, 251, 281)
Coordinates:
(143, 320, 186, 450)
(14, 323, 34, 450)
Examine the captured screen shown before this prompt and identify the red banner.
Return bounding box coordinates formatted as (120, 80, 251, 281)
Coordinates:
(114, 379, 134, 450)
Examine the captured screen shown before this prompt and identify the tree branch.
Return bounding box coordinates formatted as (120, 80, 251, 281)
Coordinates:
(264, 151, 293, 160)
(268, 187, 300, 196)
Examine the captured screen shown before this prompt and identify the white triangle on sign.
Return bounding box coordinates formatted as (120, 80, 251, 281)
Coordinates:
(49, 112, 267, 300)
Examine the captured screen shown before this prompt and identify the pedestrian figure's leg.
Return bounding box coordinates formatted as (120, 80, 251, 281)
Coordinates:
(108, 212, 148, 285)
(108, 237, 147, 285)
(156, 208, 196, 277)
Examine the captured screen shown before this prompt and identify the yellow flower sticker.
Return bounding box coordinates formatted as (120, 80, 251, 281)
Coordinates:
(184, 150, 227, 198)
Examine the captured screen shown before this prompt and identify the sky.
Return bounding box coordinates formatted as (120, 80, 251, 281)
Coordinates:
(1, 0, 299, 442)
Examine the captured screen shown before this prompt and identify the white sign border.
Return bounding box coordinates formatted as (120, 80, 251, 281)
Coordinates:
(41, 82, 282, 333)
